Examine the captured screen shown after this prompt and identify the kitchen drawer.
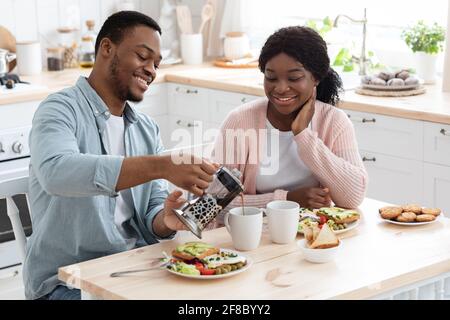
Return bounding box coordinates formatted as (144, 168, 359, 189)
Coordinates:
(424, 121, 450, 167)
(133, 83, 168, 116)
(208, 89, 260, 124)
(0, 264, 24, 300)
(344, 110, 423, 161)
(166, 115, 218, 151)
(167, 83, 209, 120)
(424, 163, 450, 218)
(360, 151, 423, 205)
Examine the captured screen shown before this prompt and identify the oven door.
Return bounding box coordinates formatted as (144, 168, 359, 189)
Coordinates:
(0, 157, 31, 268)
(0, 195, 32, 244)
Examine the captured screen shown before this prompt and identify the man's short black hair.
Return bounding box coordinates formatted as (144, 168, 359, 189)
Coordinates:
(95, 11, 162, 56)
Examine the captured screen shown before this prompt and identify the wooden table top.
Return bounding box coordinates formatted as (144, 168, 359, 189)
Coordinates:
(58, 198, 450, 300)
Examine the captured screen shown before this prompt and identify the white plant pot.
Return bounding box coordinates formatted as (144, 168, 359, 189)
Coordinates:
(414, 52, 438, 84)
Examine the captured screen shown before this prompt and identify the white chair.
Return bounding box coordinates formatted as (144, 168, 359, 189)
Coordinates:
(0, 175, 29, 263)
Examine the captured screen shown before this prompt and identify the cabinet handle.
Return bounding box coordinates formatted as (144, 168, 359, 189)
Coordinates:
(362, 156, 376, 162)
(440, 129, 450, 136)
(176, 120, 199, 128)
(0, 270, 19, 280)
(348, 116, 376, 123)
(175, 87, 198, 94)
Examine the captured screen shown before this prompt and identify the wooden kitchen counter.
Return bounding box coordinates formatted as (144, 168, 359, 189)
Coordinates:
(58, 198, 450, 300)
(3, 63, 450, 125)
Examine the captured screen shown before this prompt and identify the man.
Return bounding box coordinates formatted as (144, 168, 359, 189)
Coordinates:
(23, 11, 216, 300)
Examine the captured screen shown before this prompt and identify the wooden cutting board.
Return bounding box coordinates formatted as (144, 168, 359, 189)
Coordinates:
(213, 57, 258, 69)
(0, 25, 17, 71)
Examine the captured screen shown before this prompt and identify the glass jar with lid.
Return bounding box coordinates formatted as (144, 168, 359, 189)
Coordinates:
(79, 20, 97, 68)
(47, 47, 65, 71)
(57, 27, 79, 68)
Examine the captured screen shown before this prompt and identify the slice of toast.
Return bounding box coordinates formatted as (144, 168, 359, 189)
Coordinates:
(172, 242, 220, 260)
(317, 208, 360, 224)
(309, 224, 340, 249)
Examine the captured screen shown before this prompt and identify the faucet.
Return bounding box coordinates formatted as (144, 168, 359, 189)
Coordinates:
(333, 8, 368, 76)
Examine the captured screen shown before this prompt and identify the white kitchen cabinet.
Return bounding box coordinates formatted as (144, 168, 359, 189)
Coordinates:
(132, 83, 168, 116)
(424, 122, 450, 167)
(345, 110, 423, 161)
(424, 163, 450, 218)
(0, 264, 24, 300)
(167, 83, 209, 120)
(359, 150, 424, 204)
(166, 115, 205, 150)
(207, 89, 261, 125)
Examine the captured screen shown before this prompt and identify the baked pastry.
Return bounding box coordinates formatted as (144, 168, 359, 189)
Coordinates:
(396, 211, 416, 222)
(379, 206, 403, 219)
(416, 214, 436, 222)
(421, 208, 441, 216)
(401, 204, 422, 214)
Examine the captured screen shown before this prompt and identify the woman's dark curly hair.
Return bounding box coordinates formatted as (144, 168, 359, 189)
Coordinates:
(259, 26, 343, 106)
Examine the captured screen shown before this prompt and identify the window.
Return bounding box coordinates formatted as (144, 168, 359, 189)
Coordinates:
(241, 0, 448, 72)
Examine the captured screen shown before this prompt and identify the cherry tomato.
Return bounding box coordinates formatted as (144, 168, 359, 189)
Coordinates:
(200, 268, 216, 276)
(319, 216, 328, 225)
(194, 262, 204, 271)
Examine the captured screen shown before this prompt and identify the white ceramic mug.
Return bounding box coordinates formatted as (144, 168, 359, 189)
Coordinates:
(180, 33, 203, 65)
(16, 41, 42, 76)
(224, 207, 263, 251)
(266, 200, 300, 244)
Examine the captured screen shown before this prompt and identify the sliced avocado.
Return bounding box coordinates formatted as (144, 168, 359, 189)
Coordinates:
(180, 242, 214, 256)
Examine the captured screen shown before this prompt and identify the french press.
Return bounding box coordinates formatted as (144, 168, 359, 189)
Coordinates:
(173, 166, 244, 238)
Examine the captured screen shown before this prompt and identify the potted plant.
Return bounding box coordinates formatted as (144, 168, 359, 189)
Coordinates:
(401, 20, 445, 84)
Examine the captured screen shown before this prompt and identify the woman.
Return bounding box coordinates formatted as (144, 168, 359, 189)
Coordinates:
(212, 26, 368, 219)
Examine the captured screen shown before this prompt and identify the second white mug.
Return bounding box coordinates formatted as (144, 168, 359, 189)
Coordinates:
(266, 200, 300, 244)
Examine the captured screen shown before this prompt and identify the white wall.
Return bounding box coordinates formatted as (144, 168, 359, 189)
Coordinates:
(0, 0, 202, 42)
(0, 0, 202, 66)
(0, 0, 163, 42)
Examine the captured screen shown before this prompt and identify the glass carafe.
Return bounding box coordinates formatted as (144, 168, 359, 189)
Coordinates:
(173, 167, 244, 238)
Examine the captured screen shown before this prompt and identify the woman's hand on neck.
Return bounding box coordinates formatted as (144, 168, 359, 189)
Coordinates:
(291, 87, 316, 135)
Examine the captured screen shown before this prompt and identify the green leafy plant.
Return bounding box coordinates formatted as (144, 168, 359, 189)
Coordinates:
(401, 20, 445, 54)
(306, 17, 333, 38)
(333, 48, 382, 73)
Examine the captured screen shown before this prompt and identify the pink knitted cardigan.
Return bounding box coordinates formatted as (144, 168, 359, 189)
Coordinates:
(212, 97, 368, 213)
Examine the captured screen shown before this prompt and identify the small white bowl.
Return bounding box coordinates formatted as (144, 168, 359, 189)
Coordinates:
(297, 239, 341, 263)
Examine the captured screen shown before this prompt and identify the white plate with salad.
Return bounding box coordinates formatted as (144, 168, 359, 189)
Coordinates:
(166, 246, 253, 280)
(297, 207, 360, 235)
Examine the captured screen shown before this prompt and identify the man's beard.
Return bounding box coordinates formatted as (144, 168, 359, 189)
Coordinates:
(110, 54, 143, 102)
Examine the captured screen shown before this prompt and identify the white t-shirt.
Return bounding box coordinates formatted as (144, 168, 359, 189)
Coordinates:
(255, 120, 319, 193)
(104, 114, 137, 248)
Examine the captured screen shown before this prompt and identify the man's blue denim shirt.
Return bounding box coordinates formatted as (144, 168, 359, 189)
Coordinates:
(23, 77, 171, 299)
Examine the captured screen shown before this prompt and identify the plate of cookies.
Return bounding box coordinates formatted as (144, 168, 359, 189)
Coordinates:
(379, 204, 442, 225)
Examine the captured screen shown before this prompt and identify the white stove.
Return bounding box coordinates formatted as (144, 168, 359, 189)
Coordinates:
(0, 126, 32, 269)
